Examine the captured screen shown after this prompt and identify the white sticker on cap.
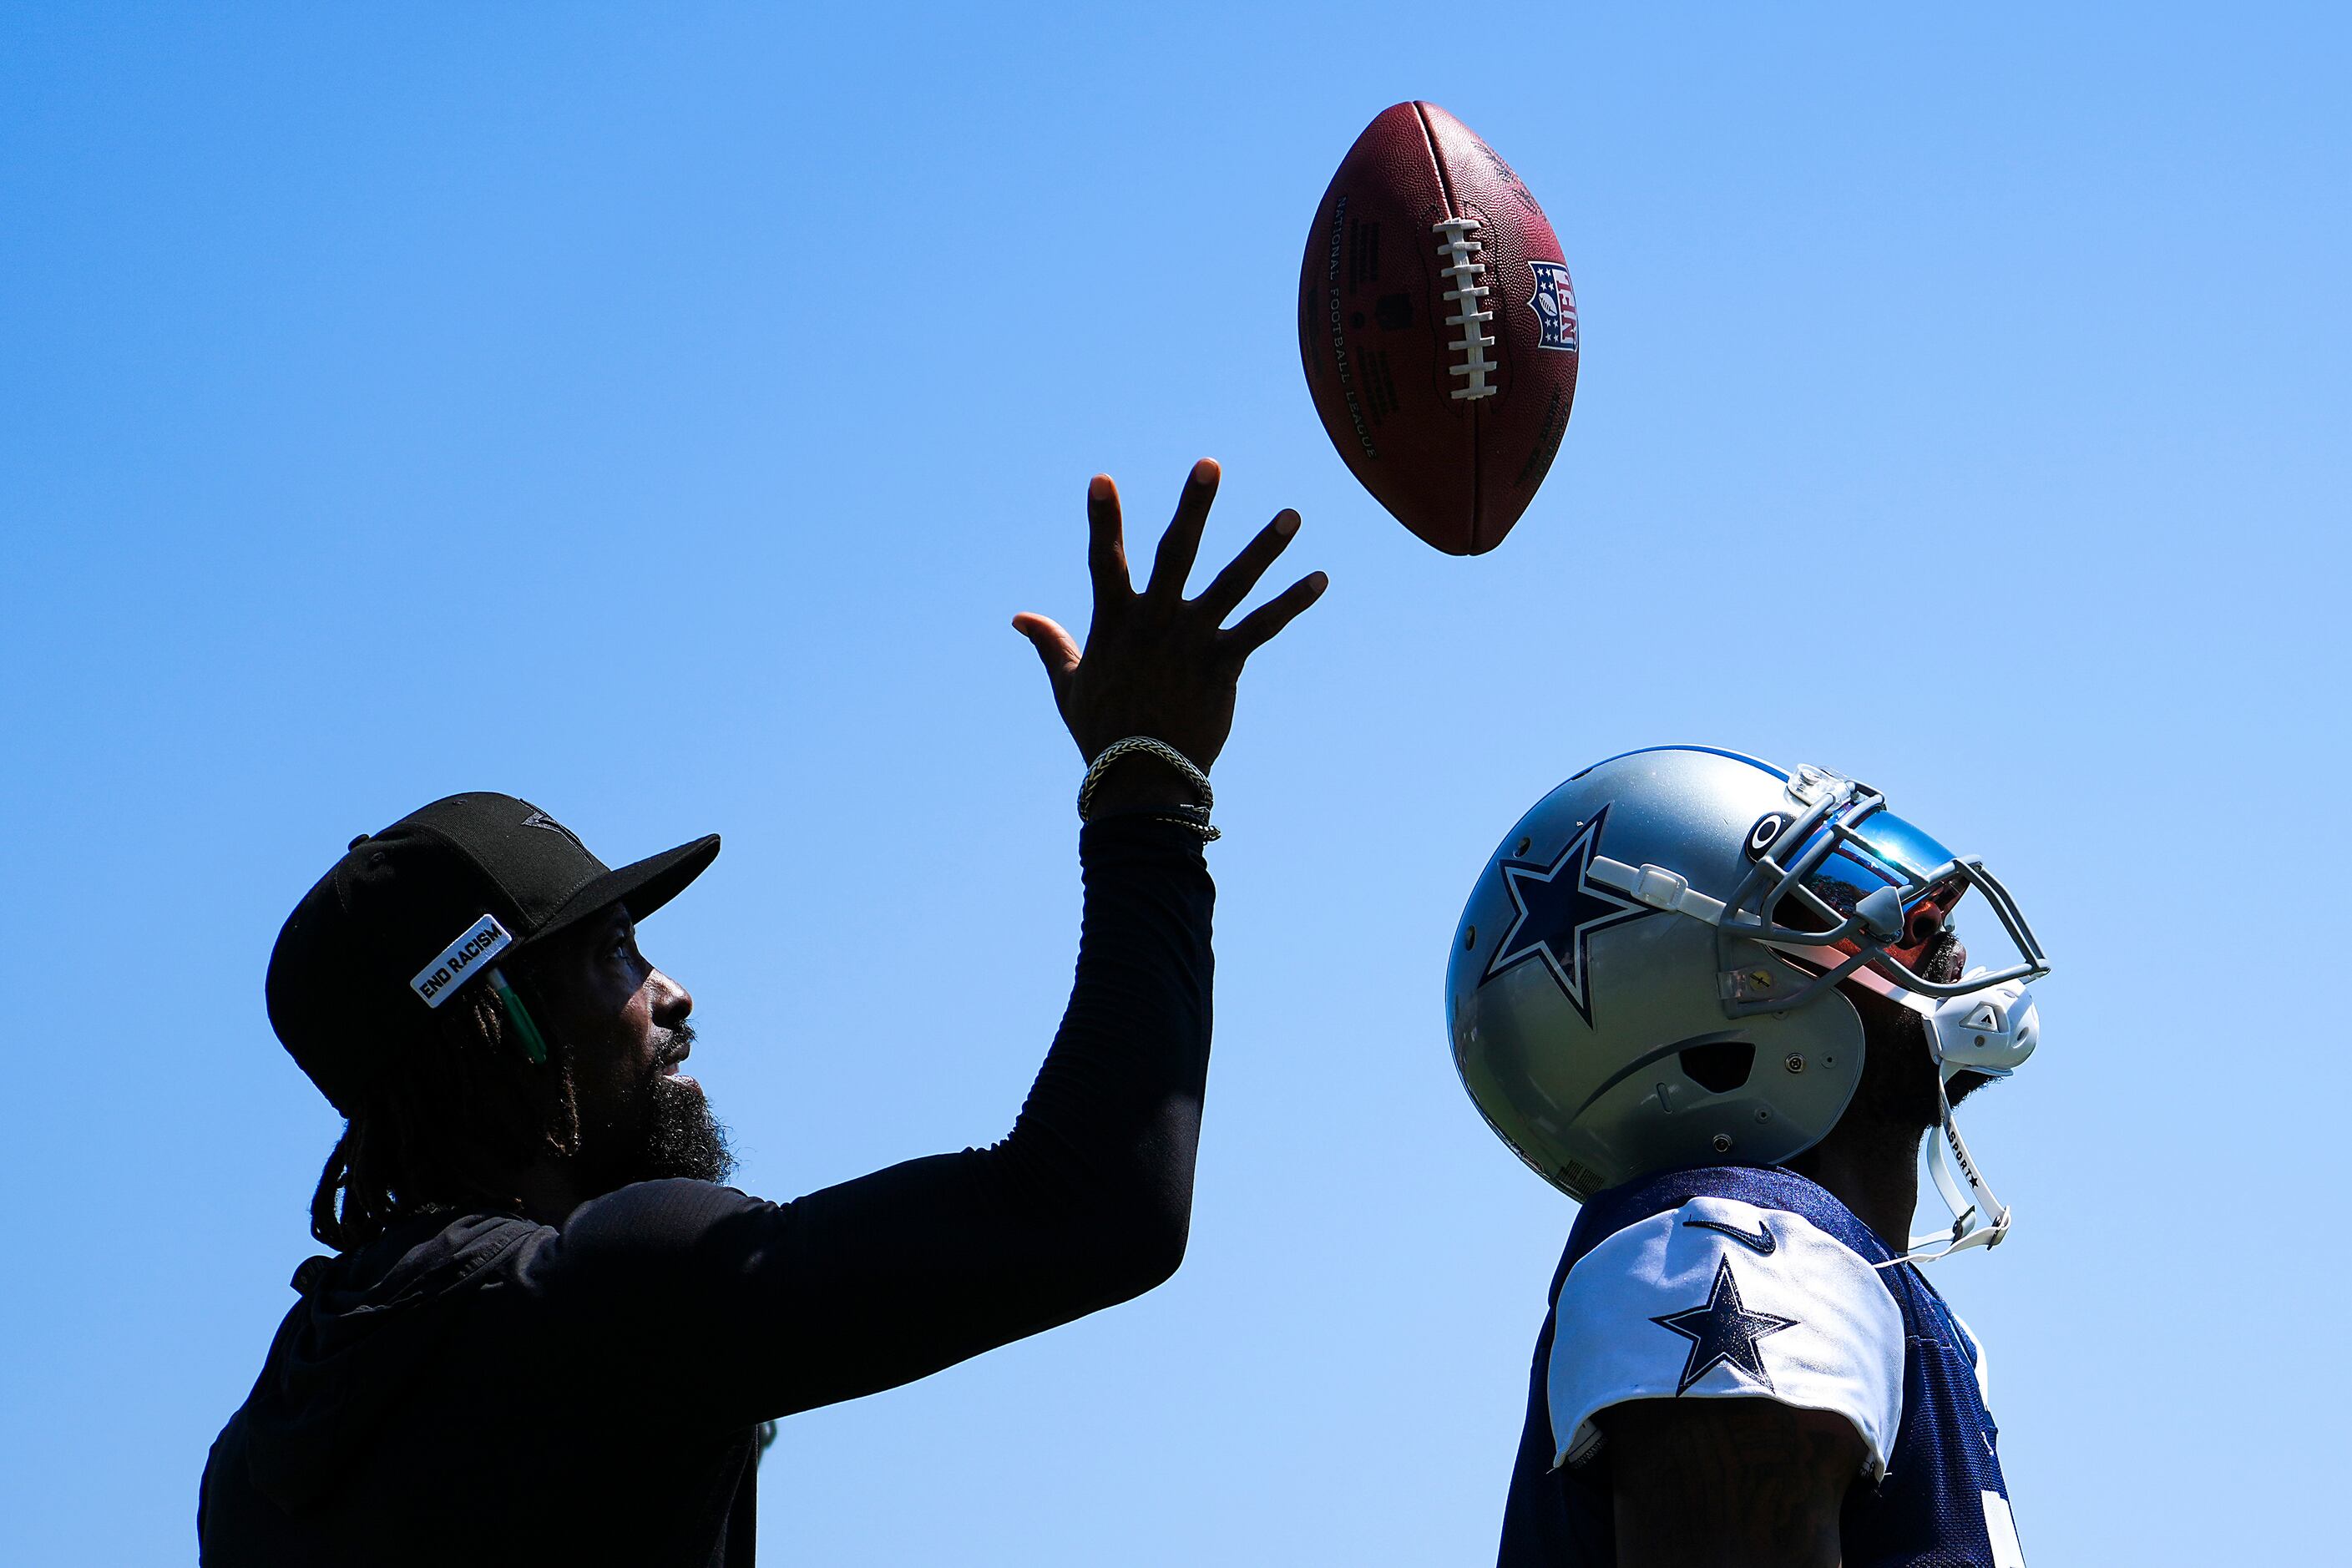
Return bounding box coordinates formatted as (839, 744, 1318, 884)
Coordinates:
(411, 913, 513, 1009)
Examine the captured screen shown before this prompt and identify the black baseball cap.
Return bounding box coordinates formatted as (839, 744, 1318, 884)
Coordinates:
(266, 792, 720, 1116)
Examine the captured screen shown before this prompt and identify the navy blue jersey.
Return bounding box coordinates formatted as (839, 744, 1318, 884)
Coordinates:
(1496, 1166, 2025, 1567)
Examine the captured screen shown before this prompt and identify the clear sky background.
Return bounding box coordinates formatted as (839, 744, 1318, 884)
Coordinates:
(3, 4, 2345, 1563)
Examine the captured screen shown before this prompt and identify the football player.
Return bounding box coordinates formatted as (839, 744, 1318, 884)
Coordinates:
(1447, 747, 2047, 1567)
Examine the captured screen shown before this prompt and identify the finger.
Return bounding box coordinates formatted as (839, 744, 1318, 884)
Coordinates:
(1145, 458, 1219, 602)
(1086, 474, 1131, 603)
(1196, 508, 1300, 623)
(1223, 570, 1329, 659)
(1010, 612, 1082, 685)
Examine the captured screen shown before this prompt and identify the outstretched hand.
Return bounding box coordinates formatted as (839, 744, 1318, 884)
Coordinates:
(1014, 459, 1326, 812)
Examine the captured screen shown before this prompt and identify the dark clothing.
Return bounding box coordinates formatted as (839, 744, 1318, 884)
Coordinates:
(201, 819, 1214, 1566)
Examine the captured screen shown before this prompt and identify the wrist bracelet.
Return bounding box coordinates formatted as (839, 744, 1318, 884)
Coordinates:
(1078, 736, 1219, 841)
(1086, 802, 1220, 840)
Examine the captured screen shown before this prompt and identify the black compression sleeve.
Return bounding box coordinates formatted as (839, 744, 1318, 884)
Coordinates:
(524, 816, 1216, 1429)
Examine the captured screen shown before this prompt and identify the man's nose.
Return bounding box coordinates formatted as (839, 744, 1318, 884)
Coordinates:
(650, 969, 693, 1027)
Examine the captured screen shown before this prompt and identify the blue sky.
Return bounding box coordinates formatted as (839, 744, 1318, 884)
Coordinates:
(3, 4, 2344, 1562)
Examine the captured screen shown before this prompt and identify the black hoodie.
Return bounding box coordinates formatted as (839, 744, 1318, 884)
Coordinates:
(201, 818, 1214, 1565)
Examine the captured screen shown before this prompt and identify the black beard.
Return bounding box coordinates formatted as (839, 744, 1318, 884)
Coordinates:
(637, 1069, 736, 1185)
(1854, 1004, 1952, 1133)
(1850, 928, 1991, 1133)
(578, 1023, 736, 1190)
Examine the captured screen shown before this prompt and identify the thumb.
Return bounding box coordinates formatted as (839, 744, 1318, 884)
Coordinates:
(1010, 613, 1081, 680)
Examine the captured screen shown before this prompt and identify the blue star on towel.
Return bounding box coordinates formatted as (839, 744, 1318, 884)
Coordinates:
(1651, 1255, 1800, 1396)
(1481, 807, 1651, 1024)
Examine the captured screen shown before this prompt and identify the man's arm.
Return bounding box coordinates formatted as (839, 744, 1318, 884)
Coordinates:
(529, 462, 1323, 1427)
(1600, 1398, 1864, 1568)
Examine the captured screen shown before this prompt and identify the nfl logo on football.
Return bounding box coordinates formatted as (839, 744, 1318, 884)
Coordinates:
(1527, 260, 1578, 352)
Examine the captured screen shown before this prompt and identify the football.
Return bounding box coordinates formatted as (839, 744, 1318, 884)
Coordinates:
(1297, 103, 1579, 555)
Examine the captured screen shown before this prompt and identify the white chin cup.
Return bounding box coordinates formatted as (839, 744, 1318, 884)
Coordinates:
(1923, 974, 2038, 1084)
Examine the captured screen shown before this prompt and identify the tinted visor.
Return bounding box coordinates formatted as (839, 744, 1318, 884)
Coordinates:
(1787, 807, 1969, 966)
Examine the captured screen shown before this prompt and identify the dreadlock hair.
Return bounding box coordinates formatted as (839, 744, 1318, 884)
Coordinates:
(310, 973, 584, 1253)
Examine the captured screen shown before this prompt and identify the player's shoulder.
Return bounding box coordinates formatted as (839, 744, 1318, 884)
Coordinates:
(1564, 1163, 1890, 1272)
(1546, 1164, 1905, 1477)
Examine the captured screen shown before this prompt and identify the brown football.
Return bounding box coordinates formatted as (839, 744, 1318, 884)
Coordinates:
(1297, 102, 1580, 555)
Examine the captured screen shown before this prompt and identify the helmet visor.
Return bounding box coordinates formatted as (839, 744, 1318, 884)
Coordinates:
(1796, 807, 1965, 968)
(1766, 798, 2046, 999)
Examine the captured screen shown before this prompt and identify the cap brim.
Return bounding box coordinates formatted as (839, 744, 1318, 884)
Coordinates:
(529, 833, 720, 946)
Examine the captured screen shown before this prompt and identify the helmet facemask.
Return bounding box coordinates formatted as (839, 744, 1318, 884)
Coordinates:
(1707, 767, 2052, 1262)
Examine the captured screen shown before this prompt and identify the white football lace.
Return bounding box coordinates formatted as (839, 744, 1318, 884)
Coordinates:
(1433, 218, 1499, 401)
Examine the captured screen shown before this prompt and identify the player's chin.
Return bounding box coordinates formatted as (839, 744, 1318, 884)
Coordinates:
(640, 1071, 736, 1186)
(647, 1064, 706, 1105)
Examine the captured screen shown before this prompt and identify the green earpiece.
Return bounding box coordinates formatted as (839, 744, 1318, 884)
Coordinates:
(485, 966, 549, 1065)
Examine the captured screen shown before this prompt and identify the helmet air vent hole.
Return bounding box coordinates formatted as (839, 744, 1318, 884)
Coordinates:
(1464, 924, 1477, 950)
(1678, 1040, 1756, 1095)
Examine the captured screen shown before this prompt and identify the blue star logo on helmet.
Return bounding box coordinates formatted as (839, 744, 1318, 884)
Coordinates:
(1481, 806, 1651, 1024)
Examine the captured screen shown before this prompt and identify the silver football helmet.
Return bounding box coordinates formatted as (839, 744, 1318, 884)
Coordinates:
(1445, 746, 2051, 1261)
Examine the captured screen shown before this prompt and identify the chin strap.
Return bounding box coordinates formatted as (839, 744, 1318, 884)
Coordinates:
(1874, 1077, 2012, 1267)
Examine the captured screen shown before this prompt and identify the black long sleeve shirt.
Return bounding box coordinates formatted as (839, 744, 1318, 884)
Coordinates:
(200, 817, 1214, 1565)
